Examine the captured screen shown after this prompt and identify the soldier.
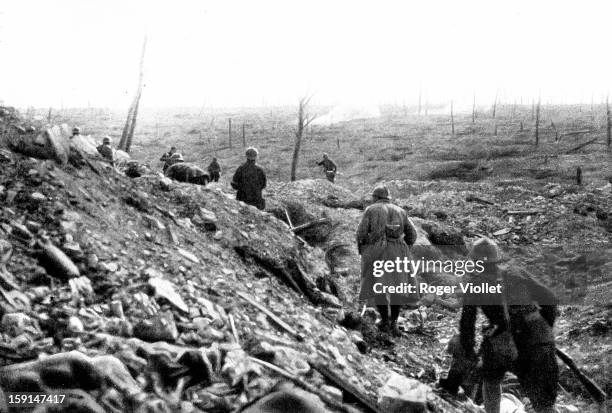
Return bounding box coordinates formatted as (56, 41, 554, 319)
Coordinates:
(317, 153, 337, 183)
(165, 162, 209, 185)
(207, 157, 221, 182)
(160, 146, 177, 171)
(124, 160, 141, 178)
(71, 127, 81, 137)
(96, 136, 114, 165)
(160, 146, 177, 162)
(356, 185, 418, 335)
(231, 147, 267, 210)
(450, 237, 559, 413)
(163, 152, 184, 172)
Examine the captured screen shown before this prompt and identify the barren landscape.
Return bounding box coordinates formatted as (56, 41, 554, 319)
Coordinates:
(0, 101, 610, 412)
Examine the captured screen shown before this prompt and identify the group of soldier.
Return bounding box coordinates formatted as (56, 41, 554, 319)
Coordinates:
(78, 126, 559, 412)
(357, 185, 560, 413)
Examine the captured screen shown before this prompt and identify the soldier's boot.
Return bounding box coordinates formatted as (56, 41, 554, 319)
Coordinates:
(482, 378, 502, 413)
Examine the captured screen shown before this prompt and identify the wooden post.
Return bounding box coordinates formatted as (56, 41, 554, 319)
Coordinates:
(450, 100, 455, 136)
(472, 93, 476, 123)
(494, 122, 498, 136)
(242, 121, 246, 147)
(606, 94, 611, 148)
(576, 166, 582, 185)
(492, 91, 498, 119)
(47, 107, 52, 123)
(520, 120, 524, 131)
(535, 97, 541, 146)
(228, 118, 232, 148)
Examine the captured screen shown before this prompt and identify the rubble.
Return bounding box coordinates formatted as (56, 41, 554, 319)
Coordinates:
(0, 119, 609, 413)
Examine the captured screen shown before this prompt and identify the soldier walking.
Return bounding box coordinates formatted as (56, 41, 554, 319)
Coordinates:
(448, 237, 559, 413)
(231, 147, 267, 210)
(317, 153, 337, 183)
(207, 157, 221, 182)
(356, 185, 418, 335)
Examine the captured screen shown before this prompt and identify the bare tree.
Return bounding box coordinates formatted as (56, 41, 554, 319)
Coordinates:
(492, 90, 498, 118)
(607, 94, 611, 148)
(535, 97, 541, 146)
(450, 100, 455, 136)
(290, 96, 317, 181)
(118, 36, 147, 152)
(472, 93, 476, 123)
(417, 86, 422, 116)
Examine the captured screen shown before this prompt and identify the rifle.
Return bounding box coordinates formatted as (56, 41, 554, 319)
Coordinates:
(555, 348, 607, 403)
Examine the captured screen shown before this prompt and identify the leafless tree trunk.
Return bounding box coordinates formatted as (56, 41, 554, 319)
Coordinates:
(472, 93, 476, 123)
(290, 96, 316, 181)
(535, 97, 541, 146)
(607, 94, 611, 148)
(450, 100, 455, 136)
(119, 36, 147, 152)
(492, 91, 498, 118)
(47, 107, 52, 124)
(418, 86, 422, 116)
(531, 99, 535, 121)
(228, 118, 232, 148)
(242, 121, 246, 147)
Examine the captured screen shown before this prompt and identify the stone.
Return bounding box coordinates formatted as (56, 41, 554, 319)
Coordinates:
(378, 372, 431, 413)
(198, 207, 218, 231)
(148, 277, 189, 314)
(133, 315, 178, 343)
(30, 192, 47, 202)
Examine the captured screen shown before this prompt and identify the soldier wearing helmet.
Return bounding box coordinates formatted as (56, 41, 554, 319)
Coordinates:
(160, 146, 177, 164)
(207, 157, 221, 182)
(441, 237, 559, 413)
(231, 147, 267, 210)
(96, 136, 114, 165)
(71, 127, 81, 137)
(317, 153, 337, 183)
(162, 151, 183, 172)
(356, 185, 418, 336)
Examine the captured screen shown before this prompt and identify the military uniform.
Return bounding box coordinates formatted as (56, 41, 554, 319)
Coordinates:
(458, 265, 559, 413)
(165, 162, 209, 185)
(356, 186, 418, 333)
(207, 159, 221, 182)
(96, 144, 114, 165)
(231, 159, 267, 210)
(317, 156, 337, 182)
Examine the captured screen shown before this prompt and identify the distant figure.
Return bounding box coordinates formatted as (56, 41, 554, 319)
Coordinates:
(317, 153, 337, 182)
(356, 185, 418, 336)
(163, 152, 184, 172)
(207, 157, 221, 182)
(71, 127, 81, 138)
(96, 136, 114, 165)
(160, 146, 177, 171)
(165, 162, 209, 185)
(125, 160, 141, 178)
(231, 147, 267, 210)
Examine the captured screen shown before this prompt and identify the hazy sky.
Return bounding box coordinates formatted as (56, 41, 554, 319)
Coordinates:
(0, 0, 610, 109)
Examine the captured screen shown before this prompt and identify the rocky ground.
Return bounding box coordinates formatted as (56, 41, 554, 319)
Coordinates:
(0, 107, 610, 412)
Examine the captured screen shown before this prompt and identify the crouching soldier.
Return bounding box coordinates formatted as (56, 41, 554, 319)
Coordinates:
(162, 150, 182, 172)
(165, 162, 210, 185)
(125, 160, 142, 178)
(442, 237, 559, 413)
(96, 136, 114, 165)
